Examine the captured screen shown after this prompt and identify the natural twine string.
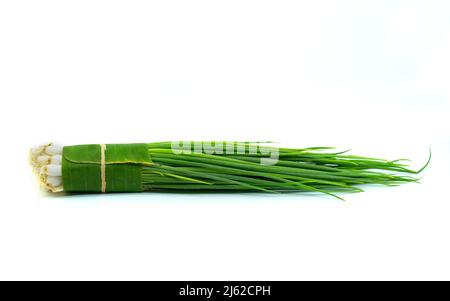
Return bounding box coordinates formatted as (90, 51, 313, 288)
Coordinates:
(100, 144, 106, 192)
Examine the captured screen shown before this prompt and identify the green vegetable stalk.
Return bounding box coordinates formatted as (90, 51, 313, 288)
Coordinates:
(29, 141, 430, 200)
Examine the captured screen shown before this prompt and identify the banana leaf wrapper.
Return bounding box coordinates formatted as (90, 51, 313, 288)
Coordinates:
(62, 143, 149, 192)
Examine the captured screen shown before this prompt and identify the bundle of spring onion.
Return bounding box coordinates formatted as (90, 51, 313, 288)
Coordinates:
(29, 142, 429, 199)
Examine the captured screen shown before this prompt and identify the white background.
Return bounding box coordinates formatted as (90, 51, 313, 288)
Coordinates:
(0, 0, 449, 280)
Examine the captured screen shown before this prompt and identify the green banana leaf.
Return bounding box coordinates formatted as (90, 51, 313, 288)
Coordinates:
(62, 143, 150, 192)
